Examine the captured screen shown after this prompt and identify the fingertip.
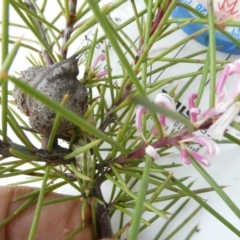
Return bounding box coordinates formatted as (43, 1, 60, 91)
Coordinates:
(0, 186, 93, 240)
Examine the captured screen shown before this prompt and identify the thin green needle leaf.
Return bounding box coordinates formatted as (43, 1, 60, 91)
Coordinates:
(70, 162, 92, 181)
(7, 110, 35, 151)
(191, 159, 240, 219)
(154, 198, 191, 240)
(185, 224, 200, 240)
(64, 140, 100, 160)
(111, 129, 123, 159)
(9, 106, 41, 142)
(114, 204, 150, 226)
(224, 132, 240, 145)
(65, 220, 91, 240)
(87, 0, 146, 98)
(148, 173, 173, 204)
(111, 165, 127, 187)
(131, 0, 142, 44)
(164, 205, 202, 239)
(104, 42, 114, 102)
(174, 66, 203, 102)
(28, 167, 50, 240)
(9, 148, 39, 161)
(81, 197, 88, 221)
(43, 195, 81, 206)
(66, 0, 125, 49)
(0, 37, 39, 52)
(27, 0, 61, 50)
(196, 51, 210, 107)
(0, 161, 26, 175)
(83, 98, 98, 120)
(9, 177, 43, 186)
(14, 181, 66, 201)
(141, 0, 153, 89)
(162, 172, 240, 237)
(64, 0, 70, 23)
(90, 200, 98, 240)
(40, 0, 47, 12)
(1, 0, 10, 143)
(47, 94, 69, 152)
(12, 1, 61, 34)
(1, 37, 22, 76)
(0, 196, 37, 228)
(207, 0, 216, 107)
(9, 1, 56, 62)
(105, 173, 167, 218)
(128, 156, 152, 240)
(54, 168, 81, 192)
(135, 0, 177, 71)
(82, 28, 98, 84)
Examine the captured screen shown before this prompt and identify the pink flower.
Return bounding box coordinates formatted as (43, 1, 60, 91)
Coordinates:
(96, 70, 108, 78)
(188, 93, 197, 109)
(91, 53, 106, 70)
(181, 136, 219, 156)
(181, 149, 191, 165)
(135, 105, 147, 133)
(214, 59, 240, 113)
(135, 93, 176, 137)
(188, 93, 201, 123)
(191, 151, 211, 167)
(216, 59, 240, 96)
(91, 53, 108, 79)
(181, 150, 210, 167)
(179, 135, 219, 167)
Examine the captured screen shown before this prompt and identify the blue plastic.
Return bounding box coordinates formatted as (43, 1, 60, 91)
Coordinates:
(172, 5, 240, 55)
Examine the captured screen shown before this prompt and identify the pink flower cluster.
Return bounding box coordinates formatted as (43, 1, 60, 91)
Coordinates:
(189, 59, 240, 140)
(136, 93, 176, 161)
(136, 93, 219, 167)
(138, 59, 240, 166)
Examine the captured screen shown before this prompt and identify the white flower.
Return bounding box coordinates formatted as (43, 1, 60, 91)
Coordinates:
(208, 101, 240, 140)
(145, 145, 160, 160)
(153, 93, 176, 134)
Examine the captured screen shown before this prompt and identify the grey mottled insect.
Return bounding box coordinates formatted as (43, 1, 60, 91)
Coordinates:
(13, 55, 88, 139)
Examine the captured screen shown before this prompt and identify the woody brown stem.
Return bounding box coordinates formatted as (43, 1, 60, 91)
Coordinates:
(0, 140, 74, 164)
(61, 0, 78, 59)
(24, 0, 53, 65)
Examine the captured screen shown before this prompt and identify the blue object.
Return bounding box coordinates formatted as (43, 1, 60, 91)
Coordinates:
(172, 3, 240, 55)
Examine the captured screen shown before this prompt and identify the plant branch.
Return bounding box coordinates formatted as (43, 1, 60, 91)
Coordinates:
(24, 0, 53, 65)
(0, 140, 74, 164)
(61, 0, 77, 58)
(116, 128, 191, 164)
(93, 177, 113, 239)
